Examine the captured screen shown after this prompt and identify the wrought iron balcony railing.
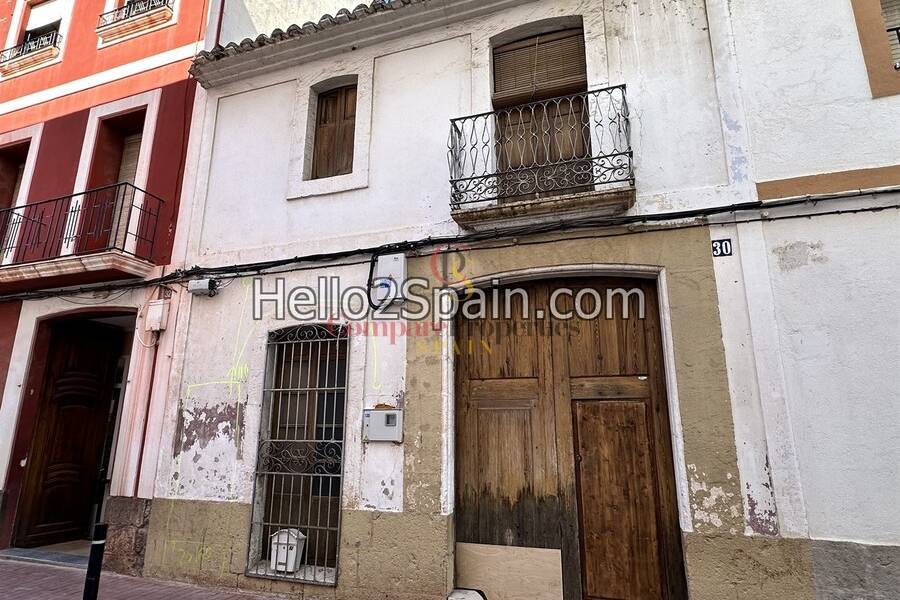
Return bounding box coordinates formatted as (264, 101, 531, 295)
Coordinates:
(98, 0, 174, 29)
(0, 31, 62, 64)
(0, 183, 163, 267)
(448, 85, 632, 209)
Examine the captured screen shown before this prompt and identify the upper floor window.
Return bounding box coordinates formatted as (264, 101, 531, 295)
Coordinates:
(97, 0, 176, 44)
(0, 0, 65, 76)
(851, 0, 900, 97)
(492, 28, 587, 108)
(884, 0, 900, 65)
(22, 0, 63, 43)
(311, 84, 357, 180)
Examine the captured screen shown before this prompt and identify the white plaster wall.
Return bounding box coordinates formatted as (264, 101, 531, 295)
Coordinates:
(713, 196, 900, 545)
(190, 0, 734, 269)
(153, 266, 408, 511)
(763, 206, 900, 544)
(729, 0, 900, 181)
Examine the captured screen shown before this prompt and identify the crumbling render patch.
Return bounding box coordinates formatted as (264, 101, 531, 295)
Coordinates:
(772, 241, 829, 272)
(688, 464, 741, 533)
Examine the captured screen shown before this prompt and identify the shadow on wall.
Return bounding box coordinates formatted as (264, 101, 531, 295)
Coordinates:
(220, 0, 376, 44)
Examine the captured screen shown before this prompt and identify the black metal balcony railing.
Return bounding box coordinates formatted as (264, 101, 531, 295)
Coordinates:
(0, 183, 163, 267)
(98, 0, 174, 29)
(448, 85, 632, 209)
(0, 31, 62, 64)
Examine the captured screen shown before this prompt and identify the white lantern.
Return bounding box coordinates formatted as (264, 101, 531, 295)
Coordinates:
(269, 528, 306, 573)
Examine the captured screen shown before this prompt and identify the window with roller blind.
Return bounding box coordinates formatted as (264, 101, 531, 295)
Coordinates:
(491, 28, 590, 201)
(883, 0, 900, 65)
(492, 28, 588, 108)
(21, 0, 63, 44)
(311, 84, 357, 180)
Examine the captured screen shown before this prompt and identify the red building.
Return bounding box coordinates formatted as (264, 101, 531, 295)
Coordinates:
(0, 0, 212, 569)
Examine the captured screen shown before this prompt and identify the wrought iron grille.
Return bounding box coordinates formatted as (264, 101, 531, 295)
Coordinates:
(0, 31, 62, 64)
(447, 85, 632, 209)
(0, 182, 164, 266)
(98, 0, 174, 29)
(247, 324, 349, 585)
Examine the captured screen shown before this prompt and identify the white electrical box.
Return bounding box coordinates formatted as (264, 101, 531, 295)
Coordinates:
(372, 253, 406, 304)
(363, 409, 404, 443)
(145, 299, 170, 332)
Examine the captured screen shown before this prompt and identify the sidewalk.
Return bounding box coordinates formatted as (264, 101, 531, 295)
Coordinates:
(0, 559, 284, 599)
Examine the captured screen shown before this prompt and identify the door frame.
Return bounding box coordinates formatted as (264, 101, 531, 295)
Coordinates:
(440, 264, 692, 531)
(0, 307, 136, 549)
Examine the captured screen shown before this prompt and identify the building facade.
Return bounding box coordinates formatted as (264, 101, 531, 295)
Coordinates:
(0, 0, 214, 575)
(1, 0, 899, 599)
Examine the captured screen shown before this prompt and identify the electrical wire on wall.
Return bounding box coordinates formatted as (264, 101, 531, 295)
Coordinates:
(1, 188, 898, 304)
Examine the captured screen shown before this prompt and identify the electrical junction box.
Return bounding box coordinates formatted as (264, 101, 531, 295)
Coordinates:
(372, 253, 406, 304)
(145, 299, 169, 332)
(363, 409, 403, 443)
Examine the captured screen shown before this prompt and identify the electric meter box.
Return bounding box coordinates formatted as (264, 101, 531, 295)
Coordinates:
(363, 408, 404, 443)
(270, 528, 306, 573)
(372, 253, 406, 304)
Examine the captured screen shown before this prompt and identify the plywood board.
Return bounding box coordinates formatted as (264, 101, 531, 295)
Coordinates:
(455, 543, 563, 600)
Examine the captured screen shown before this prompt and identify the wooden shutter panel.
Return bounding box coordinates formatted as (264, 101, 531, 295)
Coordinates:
(883, 0, 900, 63)
(493, 29, 587, 107)
(312, 84, 357, 180)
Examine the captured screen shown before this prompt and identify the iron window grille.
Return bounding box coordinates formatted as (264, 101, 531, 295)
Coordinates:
(889, 26, 900, 67)
(0, 30, 62, 64)
(97, 0, 174, 29)
(447, 85, 632, 209)
(0, 182, 164, 266)
(247, 324, 349, 585)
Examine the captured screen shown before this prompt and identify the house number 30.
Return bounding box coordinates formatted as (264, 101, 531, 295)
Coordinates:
(711, 239, 734, 257)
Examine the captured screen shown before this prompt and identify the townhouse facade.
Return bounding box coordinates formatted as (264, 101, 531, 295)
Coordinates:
(130, 0, 900, 599)
(0, 0, 215, 575)
(0, 1, 897, 600)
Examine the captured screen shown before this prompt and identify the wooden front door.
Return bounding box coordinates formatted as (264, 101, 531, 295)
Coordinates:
(13, 320, 123, 548)
(455, 278, 687, 599)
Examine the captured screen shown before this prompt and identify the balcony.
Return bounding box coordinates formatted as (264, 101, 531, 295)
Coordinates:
(448, 85, 634, 228)
(0, 183, 164, 293)
(97, 0, 175, 44)
(0, 31, 62, 78)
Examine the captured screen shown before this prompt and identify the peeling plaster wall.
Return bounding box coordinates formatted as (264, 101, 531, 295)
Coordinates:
(712, 196, 900, 546)
(763, 206, 900, 544)
(728, 0, 900, 180)
(153, 266, 408, 512)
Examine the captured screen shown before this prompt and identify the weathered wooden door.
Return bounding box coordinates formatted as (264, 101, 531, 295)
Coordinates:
(14, 320, 123, 548)
(455, 278, 687, 599)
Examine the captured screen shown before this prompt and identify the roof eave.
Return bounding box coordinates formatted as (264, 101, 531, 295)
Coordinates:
(191, 0, 535, 89)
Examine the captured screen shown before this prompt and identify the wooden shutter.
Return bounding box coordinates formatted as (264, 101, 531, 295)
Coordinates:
(883, 0, 900, 63)
(493, 29, 587, 107)
(311, 84, 357, 180)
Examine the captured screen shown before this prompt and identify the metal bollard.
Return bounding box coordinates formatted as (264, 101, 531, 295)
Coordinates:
(82, 523, 107, 600)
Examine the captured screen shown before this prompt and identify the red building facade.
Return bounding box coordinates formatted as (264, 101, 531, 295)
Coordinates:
(0, 0, 212, 569)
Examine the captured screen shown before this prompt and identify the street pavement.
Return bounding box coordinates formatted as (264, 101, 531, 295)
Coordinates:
(0, 559, 286, 599)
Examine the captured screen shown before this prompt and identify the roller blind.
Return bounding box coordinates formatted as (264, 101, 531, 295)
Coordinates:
(883, 0, 900, 63)
(26, 0, 64, 31)
(117, 134, 143, 186)
(493, 29, 587, 107)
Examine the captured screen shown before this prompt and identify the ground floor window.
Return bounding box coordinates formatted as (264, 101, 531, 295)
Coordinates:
(246, 324, 348, 585)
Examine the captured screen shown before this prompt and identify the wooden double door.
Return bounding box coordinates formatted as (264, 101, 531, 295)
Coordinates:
(455, 278, 687, 599)
(13, 320, 123, 548)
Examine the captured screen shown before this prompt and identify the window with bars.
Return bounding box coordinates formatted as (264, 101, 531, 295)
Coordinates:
(247, 324, 349, 585)
(883, 0, 900, 65)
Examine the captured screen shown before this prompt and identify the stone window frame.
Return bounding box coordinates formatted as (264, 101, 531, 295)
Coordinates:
(851, 0, 900, 97)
